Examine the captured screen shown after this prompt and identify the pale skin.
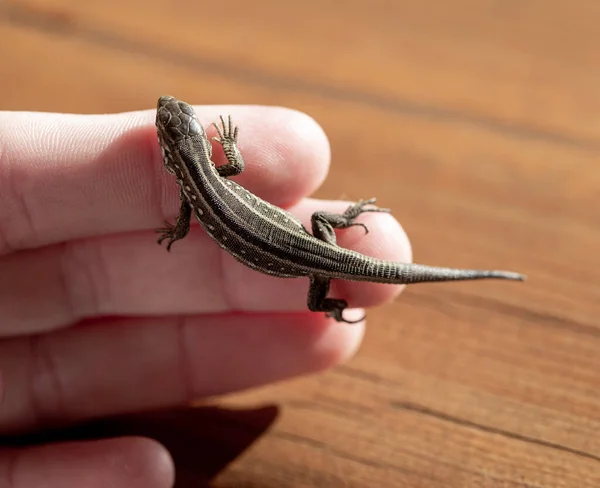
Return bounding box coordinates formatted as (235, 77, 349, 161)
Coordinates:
(0, 105, 412, 488)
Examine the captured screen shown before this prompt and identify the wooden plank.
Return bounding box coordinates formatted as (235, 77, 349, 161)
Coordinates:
(6, 0, 600, 145)
(212, 369, 600, 487)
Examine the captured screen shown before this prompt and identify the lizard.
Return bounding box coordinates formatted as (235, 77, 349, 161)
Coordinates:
(154, 95, 525, 323)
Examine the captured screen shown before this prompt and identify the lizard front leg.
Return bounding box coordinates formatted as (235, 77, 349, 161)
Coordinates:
(156, 188, 192, 251)
(212, 115, 245, 177)
(307, 198, 390, 323)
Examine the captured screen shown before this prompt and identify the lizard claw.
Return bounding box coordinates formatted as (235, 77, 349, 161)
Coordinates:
(344, 198, 391, 218)
(357, 198, 391, 214)
(348, 222, 370, 234)
(212, 115, 238, 146)
(156, 221, 178, 251)
(326, 310, 366, 324)
(338, 198, 392, 234)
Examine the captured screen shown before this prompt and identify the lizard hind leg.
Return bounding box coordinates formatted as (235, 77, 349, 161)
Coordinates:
(307, 275, 363, 324)
(310, 198, 390, 239)
(306, 198, 388, 323)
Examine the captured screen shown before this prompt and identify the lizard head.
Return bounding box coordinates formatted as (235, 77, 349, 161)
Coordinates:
(156, 96, 206, 145)
(156, 96, 210, 175)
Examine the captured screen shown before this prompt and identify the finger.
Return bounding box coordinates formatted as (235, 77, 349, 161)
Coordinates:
(0, 105, 330, 254)
(0, 313, 364, 434)
(0, 437, 173, 488)
(0, 198, 410, 335)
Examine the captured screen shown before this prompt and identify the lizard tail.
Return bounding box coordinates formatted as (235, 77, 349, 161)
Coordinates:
(350, 261, 526, 284)
(394, 263, 525, 284)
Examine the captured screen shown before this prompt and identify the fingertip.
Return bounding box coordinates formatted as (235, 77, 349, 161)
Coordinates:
(8, 436, 174, 488)
(307, 310, 366, 371)
(281, 108, 331, 201)
(119, 437, 175, 488)
(180, 312, 365, 396)
(222, 106, 331, 206)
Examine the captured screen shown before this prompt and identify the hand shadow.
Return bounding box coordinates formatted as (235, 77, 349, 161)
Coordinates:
(0, 403, 280, 487)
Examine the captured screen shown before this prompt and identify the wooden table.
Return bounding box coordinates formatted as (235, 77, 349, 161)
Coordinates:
(2, 1, 599, 486)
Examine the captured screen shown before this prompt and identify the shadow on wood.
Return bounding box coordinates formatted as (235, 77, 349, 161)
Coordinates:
(0, 403, 280, 487)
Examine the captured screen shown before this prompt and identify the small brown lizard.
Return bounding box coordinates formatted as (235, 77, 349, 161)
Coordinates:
(155, 96, 525, 322)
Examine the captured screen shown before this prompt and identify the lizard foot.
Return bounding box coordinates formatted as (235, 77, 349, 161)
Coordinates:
(326, 309, 366, 324)
(156, 221, 181, 251)
(212, 115, 238, 146)
(342, 198, 391, 234)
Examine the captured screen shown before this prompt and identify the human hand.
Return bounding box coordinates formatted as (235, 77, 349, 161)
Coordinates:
(0, 104, 411, 487)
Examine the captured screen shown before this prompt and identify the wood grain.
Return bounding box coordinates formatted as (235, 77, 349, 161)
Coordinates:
(1, 0, 599, 486)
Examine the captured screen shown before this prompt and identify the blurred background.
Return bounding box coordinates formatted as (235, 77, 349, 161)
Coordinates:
(1, 1, 599, 486)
